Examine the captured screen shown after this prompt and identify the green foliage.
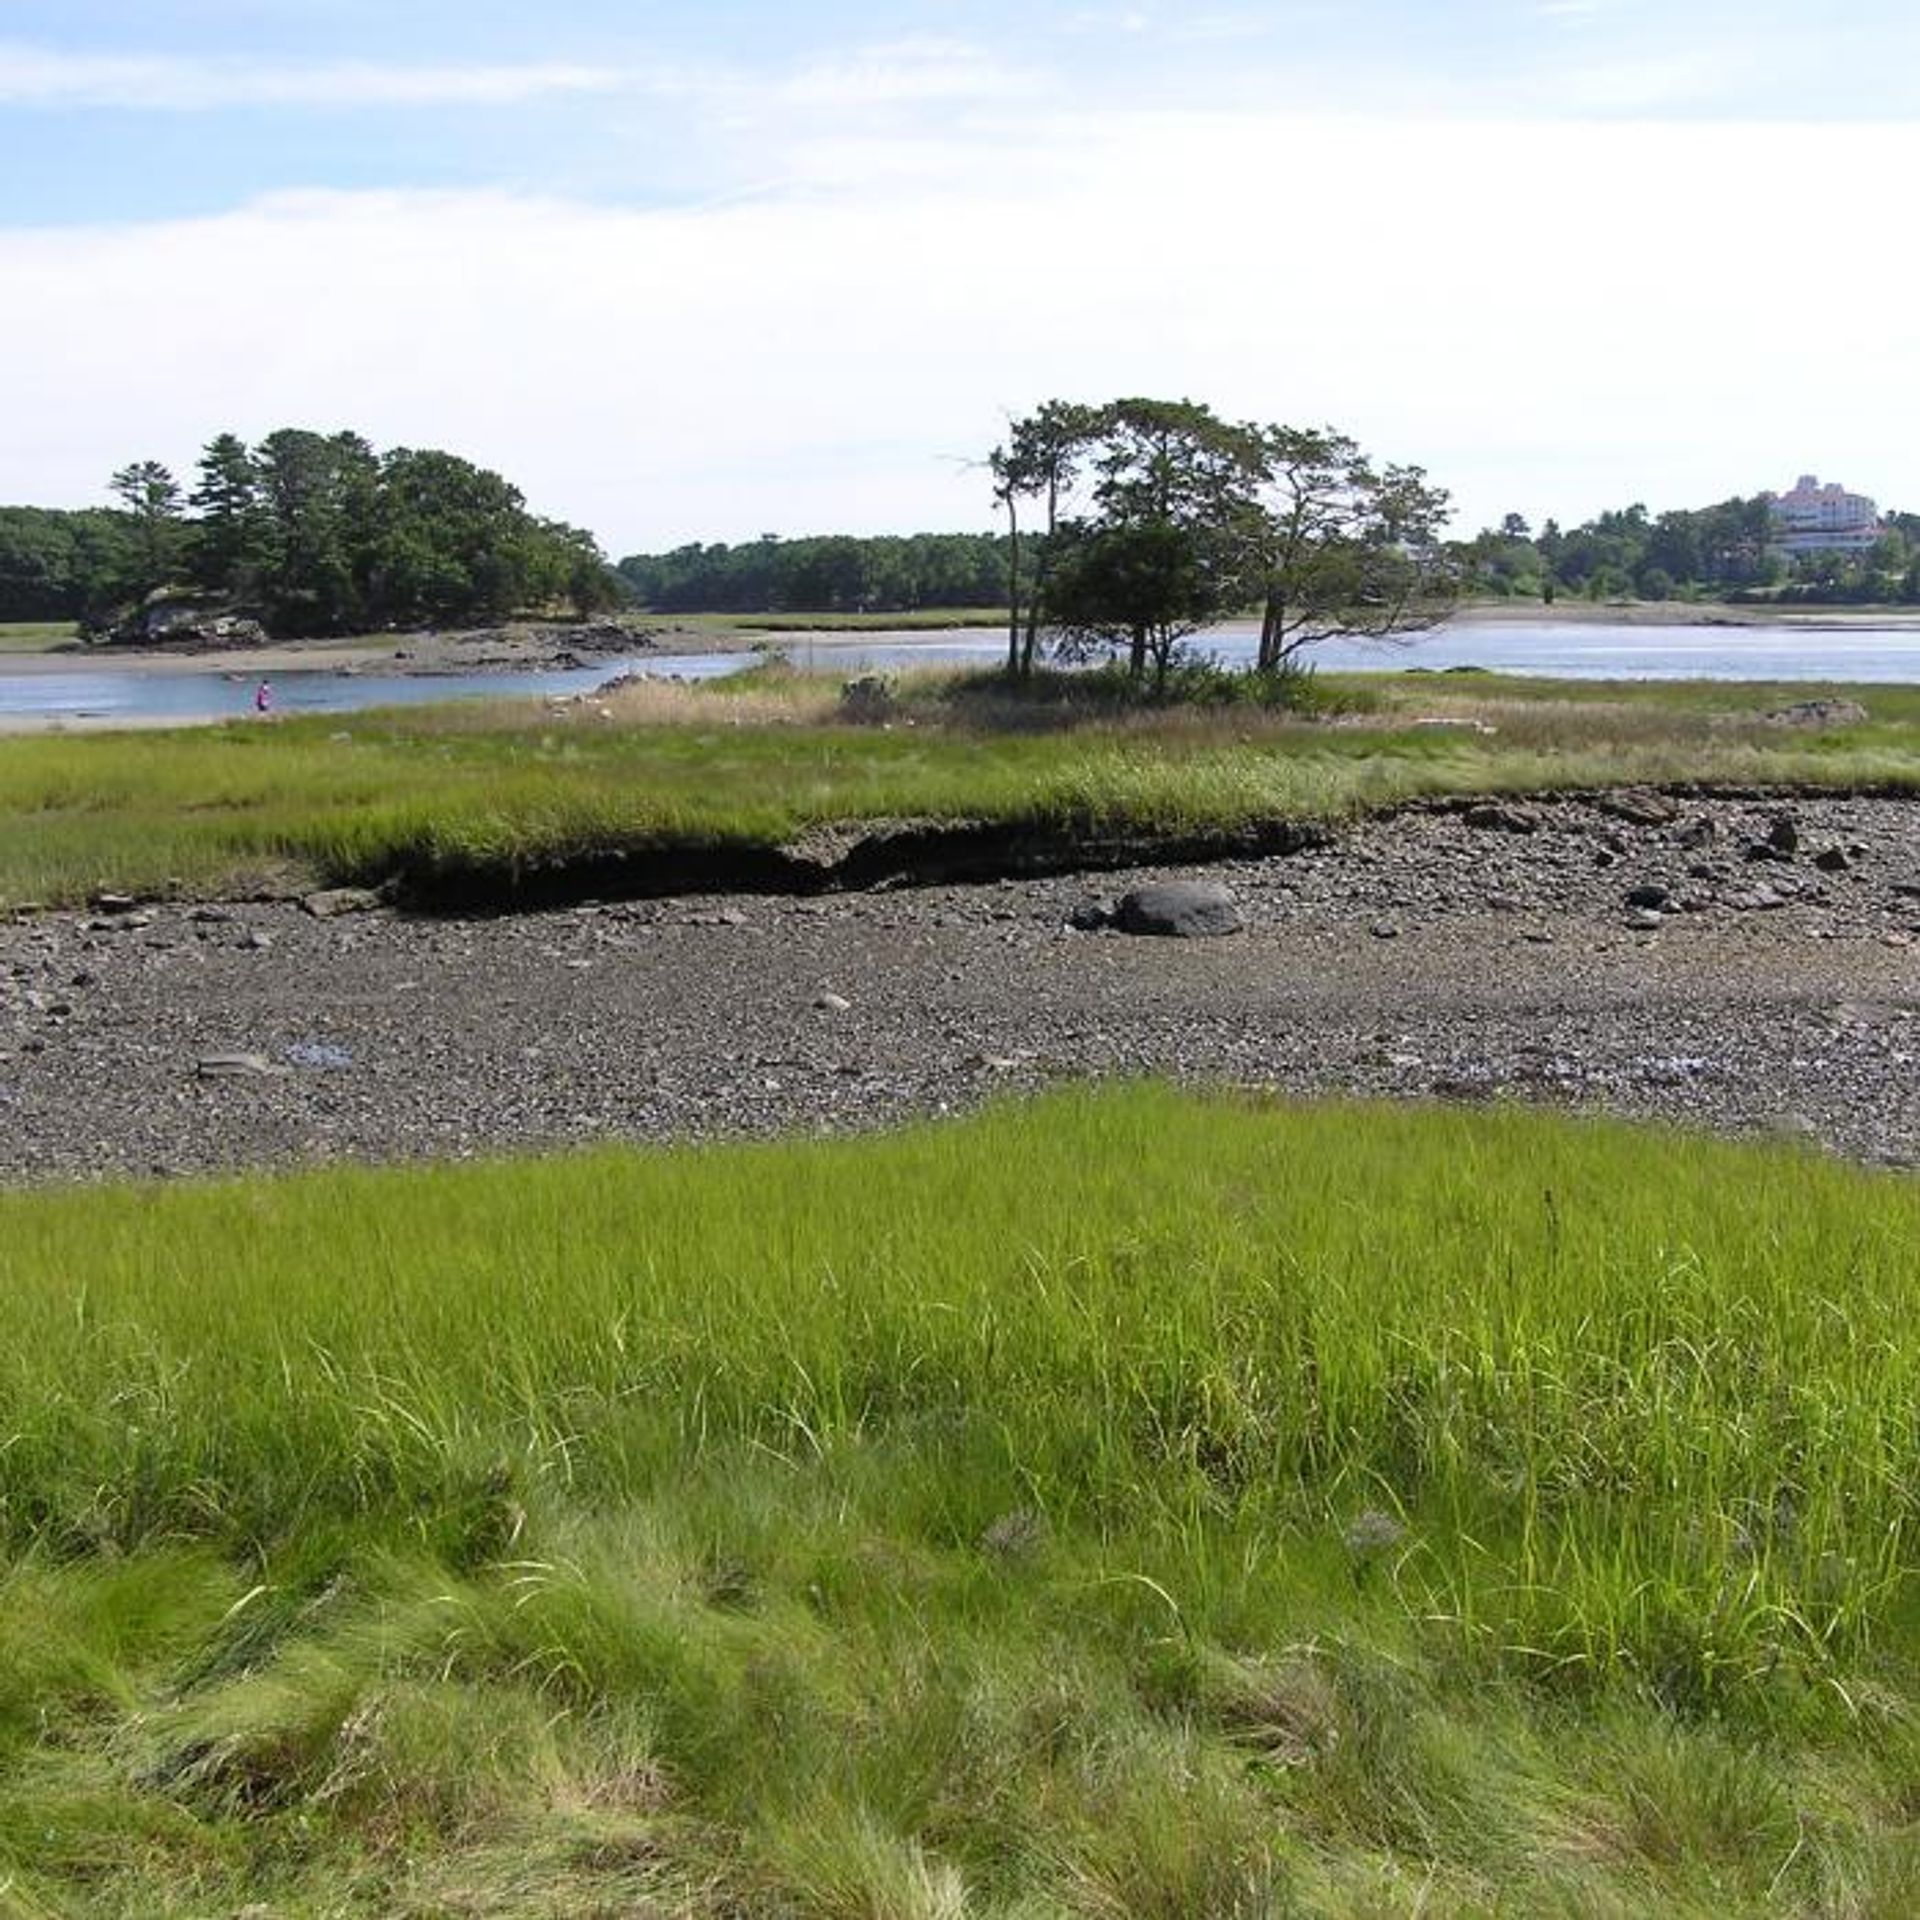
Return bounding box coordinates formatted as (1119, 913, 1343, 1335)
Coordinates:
(0, 432, 622, 637)
(2, 1091, 1920, 1909)
(992, 399, 1457, 684)
(1458, 493, 1920, 605)
(0, 505, 138, 622)
(619, 531, 1010, 614)
(107, 459, 187, 602)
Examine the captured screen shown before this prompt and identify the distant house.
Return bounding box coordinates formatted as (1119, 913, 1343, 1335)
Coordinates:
(1764, 475, 1884, 556)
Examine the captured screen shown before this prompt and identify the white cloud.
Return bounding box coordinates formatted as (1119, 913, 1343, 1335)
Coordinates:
(0, 42, 634, 110)
(0, 35, 1030, 118)
(2, 113, 1917, 546)
(778, 40, 1038, 110)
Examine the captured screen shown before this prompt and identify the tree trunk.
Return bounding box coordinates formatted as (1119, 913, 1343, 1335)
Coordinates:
(1257, 594, 1282, 673)
(1003, 495, 1022, 677)
(1129, 624, 1147, 681)
(1020, 469, 1060, 680)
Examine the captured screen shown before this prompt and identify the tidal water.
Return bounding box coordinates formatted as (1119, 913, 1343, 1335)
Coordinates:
(3, 619, 1917, 726)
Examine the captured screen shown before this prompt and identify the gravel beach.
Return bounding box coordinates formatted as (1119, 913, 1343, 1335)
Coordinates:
(3, 793, 1916, 1183)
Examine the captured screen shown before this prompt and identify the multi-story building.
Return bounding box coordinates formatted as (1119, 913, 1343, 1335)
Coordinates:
(1764, 475, 1884, 556)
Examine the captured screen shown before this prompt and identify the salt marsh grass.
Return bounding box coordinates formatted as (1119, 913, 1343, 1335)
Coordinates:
(1, 671, 1914, 908)
(2, 1088, 1919, 1911)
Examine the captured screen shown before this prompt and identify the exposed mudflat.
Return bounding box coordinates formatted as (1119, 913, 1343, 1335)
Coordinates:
(3, 793, 1916, 1183)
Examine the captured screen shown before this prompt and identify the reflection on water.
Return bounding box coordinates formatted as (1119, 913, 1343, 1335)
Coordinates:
(4, 619, 1919, 725)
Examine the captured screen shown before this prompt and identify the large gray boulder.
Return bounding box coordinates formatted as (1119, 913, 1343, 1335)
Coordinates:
(111, 600, 269, 650)
(1115, 881, 1243, 938)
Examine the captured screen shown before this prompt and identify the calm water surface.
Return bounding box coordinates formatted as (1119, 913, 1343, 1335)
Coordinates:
(4, 620, 1918, 725)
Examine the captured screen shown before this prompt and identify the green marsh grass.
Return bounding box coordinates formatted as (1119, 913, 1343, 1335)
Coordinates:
(2, 670, 1915, 907)
(3, 1088, 1920, 1911)
(0, 620, 77, 651)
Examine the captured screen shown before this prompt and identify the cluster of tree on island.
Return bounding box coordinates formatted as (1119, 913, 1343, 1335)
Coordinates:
(626, 398, 1460, 686)
(0, 429, 619, 635)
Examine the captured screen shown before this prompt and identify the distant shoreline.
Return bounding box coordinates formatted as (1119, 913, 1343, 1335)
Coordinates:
(2, 602, 1919, 735)
(1457, 599, 1920, 629)
(7, 600, 1920, 680)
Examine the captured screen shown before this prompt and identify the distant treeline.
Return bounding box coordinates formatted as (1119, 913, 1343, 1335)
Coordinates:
(0, 507, 141, 623)
(1, 430, 622, 636)
(617, 533, 1009, 613)
(1459, 497, 1920, 605)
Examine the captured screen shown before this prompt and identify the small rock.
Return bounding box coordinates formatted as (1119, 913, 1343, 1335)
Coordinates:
(285, 1041, 353, 1070)
(1068, 900, 1113, 932)
(839, 673, 898, 722)
(1767, 815, 1800, 856)
(1343, 1508, 1406, 1561)
(1812, 847, 1851, 873)
(1675, 817, 1716, 851)
(240, 929, 273, 951)
(1597, 790, 1678, 827)
(980, 1508, 1049, 1562)
(1463, 802, 1539, 835)
(1484, 890, 1524, 913)
(1765, 698, 1868, 728)
(813, 991, 852, 1013)
(1625, 909, 1666, 931)
(1115, 881, 1243, 938)
(1370, 920, 1401, 940)
(301, 887, 382, 919)
(195, 1053, 280, 1080)
(91, 892, 138, 914)
(1624, 884, 1674, 911)
(188, 905, 234, 924)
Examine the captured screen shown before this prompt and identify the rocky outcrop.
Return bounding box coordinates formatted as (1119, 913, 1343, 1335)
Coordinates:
(107, 601, 269, 650)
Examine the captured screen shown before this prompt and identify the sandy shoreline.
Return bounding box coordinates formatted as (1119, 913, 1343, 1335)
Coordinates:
(0, 620, 762, 679)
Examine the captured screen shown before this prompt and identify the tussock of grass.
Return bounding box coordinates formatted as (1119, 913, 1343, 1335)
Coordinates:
(1, 670, 1914, 907)
(2, 1088, 1919, 1911)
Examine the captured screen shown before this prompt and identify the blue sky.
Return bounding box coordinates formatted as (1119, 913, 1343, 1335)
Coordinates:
(4, 2, 1918, 546)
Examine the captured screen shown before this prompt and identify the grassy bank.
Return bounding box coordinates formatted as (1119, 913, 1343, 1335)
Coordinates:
(1, 1088, 1918, 1912)
(0, 620, 77, 651)
(2, 669, 1915, 908)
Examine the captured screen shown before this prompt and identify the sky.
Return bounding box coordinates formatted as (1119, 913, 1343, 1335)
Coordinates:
(3, 1, 1918, 554)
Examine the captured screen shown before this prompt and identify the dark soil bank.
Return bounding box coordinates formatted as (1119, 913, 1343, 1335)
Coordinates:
(2, 794, 1916, 1182)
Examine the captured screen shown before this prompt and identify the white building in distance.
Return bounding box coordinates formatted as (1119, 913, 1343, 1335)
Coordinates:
(1765, 475, 1884, 555)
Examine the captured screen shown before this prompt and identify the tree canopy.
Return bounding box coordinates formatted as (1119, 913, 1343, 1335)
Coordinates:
(0, 430, 622, 636)
(1455, 495, 1920, 606)
(991, 398, 1458, 683)
(616, 532, 1009, 616)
